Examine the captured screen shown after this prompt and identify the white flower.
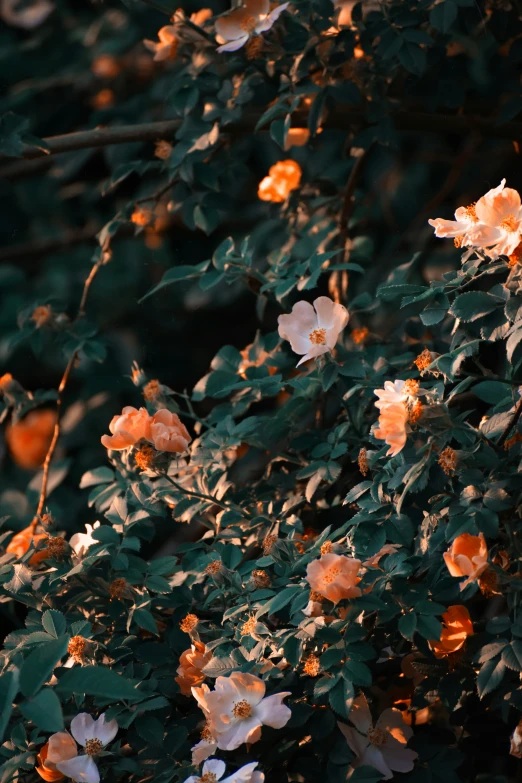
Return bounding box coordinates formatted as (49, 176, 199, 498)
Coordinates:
(215, 0, 289, 53)
(428, 204, 479, 243)
(338, 694, 417, 780)
(0, 0, 54, 28)
(56, 713, 118, 783)
(374, 379, 417, 408)
(69, 521, 101, 557)
(191, 736, 218, 766)
(184, 758, 264, 783)
(192, 672, 291, 751)
(278, 296, 349, 366)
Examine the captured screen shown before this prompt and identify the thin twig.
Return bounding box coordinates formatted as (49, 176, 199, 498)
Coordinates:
(160, 471, 252, 519)
(31, 262, 102, 528)
(498, 398, 522, 449)
(135, 176, 177, 206)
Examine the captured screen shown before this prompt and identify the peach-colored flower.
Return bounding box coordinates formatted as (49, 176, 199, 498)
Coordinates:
(101, 406, 151, 450)
(510, 719, 522, 758)
(284, 128, 310, 150)
(443, 532, 488, 590)
(428, 203, 479, 244)
(6, 525, 48, 566)
(6, 408, 57, 470)
(258, 159, 301, 203)
(306, 553, 362, 603)
(0, 0, 53, 28)
(150, 409, 191, 453)
(175, 642, 212, 696)
(192, 672, 291, 751)
(191, 8, 212, 26)
(338, 694, 418, 780)
(278, 296, 349, 366)
(215, 0, 289, 53)
(363, 544, 401, 568)
(144, 26, 179, 61)
(428, 605, 473, 659)
(374, 402, 409, 457)
(36, 733, 77, 782)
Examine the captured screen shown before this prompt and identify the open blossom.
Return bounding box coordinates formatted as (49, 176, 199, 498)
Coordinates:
(183, 759, 264, 783)
(54, 713, 118, 783)
(215, 0, 289, 53)
(429, 180, 522, 259)
(69, 521, 101, 557)
(175, 642, 212, 696)
(373, 380, 420, 457)
(278, 296, 349, 366)
(192, 672, 291, 751)
(428, 605, 473, 659)
(6, 408, 57, 470)
(101, 406, 151, 450)
(258, 160, 301, 203)
(443, 532, 488, 590)
(1, 0, 54, 28)
(144, 26, 179, 60)
(36, 732, 78, 782)
(150, 409, 191, 453)
(338, 694, 418, 780)
(306, 553, 362, 603)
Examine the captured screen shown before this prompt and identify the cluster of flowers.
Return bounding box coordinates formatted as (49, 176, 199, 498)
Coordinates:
(100, 406, 191, 453)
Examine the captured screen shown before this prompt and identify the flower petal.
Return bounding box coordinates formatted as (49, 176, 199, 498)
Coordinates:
(360, 745, 394, 780)
(348, 694, 373, 735)
(70, 714, 96, 746)
(92, 714, 118, 746)
(216, 35, 250, 52)
(202, 759, 226, 780)
(254, 693, 291, 728)
(56, 756, 99, 783)
(47, 732, 78, 765)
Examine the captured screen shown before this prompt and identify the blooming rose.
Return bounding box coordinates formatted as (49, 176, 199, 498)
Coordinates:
(258, 160, 301, 203)
(175, 642, 212, 696)
(192, 672, 291, 751)
(183, 759, 264, 783)
(101, 406, 152, 450)
(373, 402, 409, 457)
(6, 408, 57, 470)
(215, 0, 289, 53)
(278, 296, 349, 366)
(0, 0, 54, 28)
(443, 532, 488, 590)
(150, 409, 191, 453)
(144, 26, 179, 61)
(6, 525, 48, 566)
(36, 732, 78, 782)
(428, 605, 474, 659)
(55, 713, 118, 783)
(306, 553, 362, 603)
(69, 521, 101, 558)
(338, 694, 418, 780)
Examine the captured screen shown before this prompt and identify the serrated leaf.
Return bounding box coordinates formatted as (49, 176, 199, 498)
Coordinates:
(450, 292, 500, 323)
(18, 688, 64, 733)
(398, 612, 417, 641)
(0, 670, 19, 743)
(477, 657, 506, 698)
(20, 635, 70, 698)
(502, 641, 522, 671)
(42, 610, 67, 639)
(56, 665, 142, 702)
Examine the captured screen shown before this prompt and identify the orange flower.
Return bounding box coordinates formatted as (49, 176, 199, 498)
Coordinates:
(101, 406, 152, 450)
(374, 402, 409, 457)
(144, 25, 179, 61)
(6, 409, 57, 470)
(91, 89, 115, 109)
(36, 733, 77, 782)
(91, 54, 120, 79)
(284, 128, 310, 150)
(258, 160, 301, 203)
(443, 532, 488, 589)
(306, 553, 362, 604)
(175, 641, 212, 696)
(190, 8, 212, 26)
(6, 525, 48, 566)
(428, 605, 474, 659)
(150, 409, 191, 453)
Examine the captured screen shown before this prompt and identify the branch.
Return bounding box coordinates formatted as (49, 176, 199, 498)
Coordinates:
(2, 106, 522, 170)
(32, 260, 102, 528)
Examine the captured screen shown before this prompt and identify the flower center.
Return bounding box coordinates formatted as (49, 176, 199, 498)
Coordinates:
(501, 214, 518, 232)
(200, 775, 217, 783)
(240, 14, 258, 32)
(464, 202, 477, 222)
(322, 565, 341, 585)
(232, 699, 252, 719)
(368, 727, 387, 746)
(403, 379, 419, 396)
(309, 328, 327, 345)
(85, 738, 103, 756)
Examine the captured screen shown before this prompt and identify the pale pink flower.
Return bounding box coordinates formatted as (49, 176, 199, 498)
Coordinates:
(55, 713, 118, 783)
(338, 694, 418, 780)
(468, 179, 522, 258)
(374, 380, 418, 408)
(0, 0, 53, 28)
(150, 409, 191, 453)
(306, 553, 362, 604)
(192, 672, 291, 751)
(373, 402, 409, 457)
(278, 296, 349, 366)
(191, 736, 218, 766)
(101, 406, 151, 450)
(183, 759, 264, 783)
(428, 204, 479, 243)
(69, 521, 101, 558)
(215, 0, 289, 53)
(144, 26, 179, 61)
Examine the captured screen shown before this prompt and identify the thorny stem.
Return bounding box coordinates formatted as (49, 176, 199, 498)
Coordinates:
(498, 397, 522, 449)
(32, 263, 102, 529)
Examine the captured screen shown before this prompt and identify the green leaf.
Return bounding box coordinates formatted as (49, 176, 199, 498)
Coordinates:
(139, 260, 210, 302)
(430, 1, 458, 32)
(328, 678, 354, 719)
(20, 635, 70, 698)
(416, 614, 443, 641)
(56, 665, 142, 702)
(79, 467, 114, 489)
(42, 610, 67, 639)
(477, 658, 506, 698)
(256, 585, 301, 619)
(344, 482, 372, 504)
(473, 381, 511, 404)
(450, 292, 501, 323)
(502, 641, 522, 672)
(0, 113, 29, 157)
(0, 670, 19, 743)
(399, 612, 417, 641)
(18, 688, 64, 733)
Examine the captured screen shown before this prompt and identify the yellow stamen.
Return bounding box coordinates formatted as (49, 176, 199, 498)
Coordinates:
(309, 328, 327, 345)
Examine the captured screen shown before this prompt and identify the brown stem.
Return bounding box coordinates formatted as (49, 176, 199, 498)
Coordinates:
(135, 176, 177, 206)
(498, 398, 522, 449)
(31, 263, 101, 528)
